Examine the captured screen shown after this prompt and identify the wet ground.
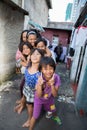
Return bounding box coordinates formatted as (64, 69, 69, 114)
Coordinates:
(0, 63, 87, 130)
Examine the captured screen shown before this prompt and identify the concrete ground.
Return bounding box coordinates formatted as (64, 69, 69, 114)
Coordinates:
(0, 63, 87, 130)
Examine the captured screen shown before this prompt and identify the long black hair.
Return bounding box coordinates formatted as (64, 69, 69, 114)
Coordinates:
(20, 30, 29, 42)
(34, 37, 47, 47)
(19, 42, 33, 60)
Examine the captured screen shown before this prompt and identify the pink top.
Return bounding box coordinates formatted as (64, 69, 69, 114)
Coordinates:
(15, 49, 22, 60)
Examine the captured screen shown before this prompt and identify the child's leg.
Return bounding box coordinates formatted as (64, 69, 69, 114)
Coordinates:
(16, 95, 25, 104)
(44, 98, 56, 112)
(22, 103, 33, 127)
(29, 116, 36, 130)
(44, 98, 62, 125)
(14, 95, 26, 114)
(20, 76, 25, 97)
(29, 101, 42, 130)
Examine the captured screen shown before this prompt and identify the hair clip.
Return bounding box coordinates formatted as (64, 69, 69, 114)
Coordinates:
(28, 31, 36, 35)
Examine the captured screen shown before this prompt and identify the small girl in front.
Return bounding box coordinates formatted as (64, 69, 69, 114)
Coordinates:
(22, 48, 44, 127)
(29, 56, 61, 130)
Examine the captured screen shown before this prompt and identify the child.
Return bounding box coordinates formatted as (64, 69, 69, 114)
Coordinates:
(16, 30, 29, 73)
(27, 29, 42, 47)
(15, 29, 41, 104)
(19, 42, 33, 92)
(29, 56, 61, 130)
(22, 48, 44, 127)
(35, 37, 55, 61)
(14, 42, 33, 112)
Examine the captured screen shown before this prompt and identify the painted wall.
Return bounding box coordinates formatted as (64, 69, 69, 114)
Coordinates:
(0, 1, 24, 83)
(41, 28, 71, 46)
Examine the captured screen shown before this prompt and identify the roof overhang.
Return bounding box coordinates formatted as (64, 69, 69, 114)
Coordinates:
(46, 0, 52, 9)
(1, 0, 29, 15)
(43, 27, 72, 32)
(74, 2, 87, 28)
(46, 22, 73, 31)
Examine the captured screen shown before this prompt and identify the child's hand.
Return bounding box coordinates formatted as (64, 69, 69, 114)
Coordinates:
(27, 55, 30, 62)
(48, 74, 55, 86)
(37, 73, 44, 86)
(21, 55, 26, 62)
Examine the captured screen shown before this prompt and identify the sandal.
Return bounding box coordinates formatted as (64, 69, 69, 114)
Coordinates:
(52, 116, 62, 125)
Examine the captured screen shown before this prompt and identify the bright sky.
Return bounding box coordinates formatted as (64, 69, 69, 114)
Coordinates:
(49, 0, 73, 22)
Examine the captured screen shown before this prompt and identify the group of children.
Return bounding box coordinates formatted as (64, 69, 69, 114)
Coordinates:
(14, 29, 61, 130)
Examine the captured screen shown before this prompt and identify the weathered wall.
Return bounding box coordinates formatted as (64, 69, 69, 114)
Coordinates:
(24, 0, 49, 27)
(0, 1, 24, 83)
(41, 28, 71, 46)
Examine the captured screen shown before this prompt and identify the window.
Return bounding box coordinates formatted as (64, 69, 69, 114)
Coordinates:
(52, 35, 59, 46)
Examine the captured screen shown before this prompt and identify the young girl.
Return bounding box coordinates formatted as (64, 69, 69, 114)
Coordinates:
(27, 29, 42, 47)
(19, 42, 33, 91)
(29, 56, 61, 130)
(35, 37, 54, 60)
(15, 29, 42, 110)
(22, 48, 44, 128)
(14, 42, 33, 112)
(16, 30, 29, 73)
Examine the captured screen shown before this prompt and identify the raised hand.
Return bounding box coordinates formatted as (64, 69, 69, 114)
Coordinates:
(47, 74, 55, 86)
(37, 73, 44, 86)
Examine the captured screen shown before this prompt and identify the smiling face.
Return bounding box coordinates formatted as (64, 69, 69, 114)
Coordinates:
(30, 50, 42, 64)
(22, 45, 31, 56)
(41, 65, 54, 81)
(22, 32, 27, 42)
(36, 41, 46, 51)
(27, 34, 37, 47)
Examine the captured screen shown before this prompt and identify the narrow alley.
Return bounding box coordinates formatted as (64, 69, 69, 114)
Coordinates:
(0, 63, 87, 130)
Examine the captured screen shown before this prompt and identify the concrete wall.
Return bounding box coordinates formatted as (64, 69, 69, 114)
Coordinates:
(24, 0, 49, 27)
(0, 0, 50, 84)
(0, 1, 24, 83)
(11, 0, 22, 7)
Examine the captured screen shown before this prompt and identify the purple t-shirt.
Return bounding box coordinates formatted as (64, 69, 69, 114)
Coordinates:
(35, 73, 61, 103)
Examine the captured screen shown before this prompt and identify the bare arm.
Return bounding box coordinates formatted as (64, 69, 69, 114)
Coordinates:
(21, 55, 30, 67)
(45, 47, 52, 57)
(47, 74, 59, 97)
(51, 85, 59, 97)
(36, 75, 44, 98)
(21, 60, 27, 67)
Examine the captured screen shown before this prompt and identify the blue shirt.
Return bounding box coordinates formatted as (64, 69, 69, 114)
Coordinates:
(25, 68, 40, 89)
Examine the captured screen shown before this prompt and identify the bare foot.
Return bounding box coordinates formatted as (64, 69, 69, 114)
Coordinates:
(22, 120, 30, 128)
(14, 103, 24, 114)
(16, 99, 21, 104)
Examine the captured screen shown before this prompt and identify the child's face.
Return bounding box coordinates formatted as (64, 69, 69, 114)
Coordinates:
(31, 50, 42, 63)
(41, 65, 54, 80)
(27, 34, 37, 47)
(22, 45, 31, 55)
(36, 42, 46, 50)
(22, 32, 27, 42)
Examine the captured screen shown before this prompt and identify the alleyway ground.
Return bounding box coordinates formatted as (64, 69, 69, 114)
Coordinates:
(0, 63, 87, 130)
